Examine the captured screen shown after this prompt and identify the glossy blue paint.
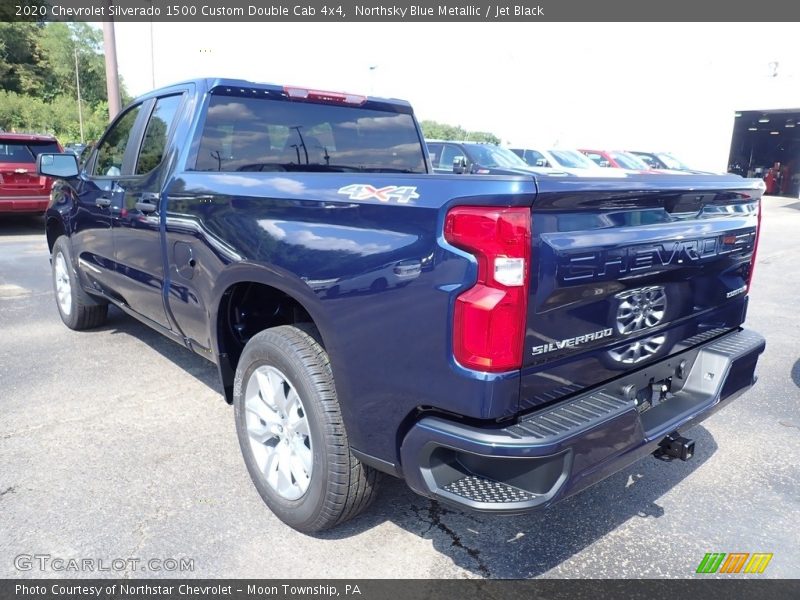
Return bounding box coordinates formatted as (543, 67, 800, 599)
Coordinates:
(399, 329, 765, 511)
(520, 176, 762, 415)
(163, 171, 535, 461)
(44, 78, 765, 480)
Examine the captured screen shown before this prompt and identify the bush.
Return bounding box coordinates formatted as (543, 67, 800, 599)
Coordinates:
(0, 90, 109, 144)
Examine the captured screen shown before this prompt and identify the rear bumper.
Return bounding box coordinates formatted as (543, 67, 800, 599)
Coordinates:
(0, 196, 49, 213)
(400, 328, 765, 512)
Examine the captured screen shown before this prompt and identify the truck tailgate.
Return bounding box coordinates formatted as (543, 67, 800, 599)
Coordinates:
(520, 174, 763, 413)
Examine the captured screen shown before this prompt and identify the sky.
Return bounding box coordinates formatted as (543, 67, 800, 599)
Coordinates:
(110, 22, 800, 171)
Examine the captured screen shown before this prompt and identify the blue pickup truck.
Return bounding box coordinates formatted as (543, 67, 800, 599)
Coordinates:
(37, 78, 765, 533)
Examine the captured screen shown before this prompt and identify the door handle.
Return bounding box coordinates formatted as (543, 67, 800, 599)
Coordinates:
(96, 197, 112, 208)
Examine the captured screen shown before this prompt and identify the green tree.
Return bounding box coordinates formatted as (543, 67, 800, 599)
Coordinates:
(419, 119, 501, 145)
(37, 22, 108, 104)
(0, 23, 46, 96)
(0, 22, 128, 143)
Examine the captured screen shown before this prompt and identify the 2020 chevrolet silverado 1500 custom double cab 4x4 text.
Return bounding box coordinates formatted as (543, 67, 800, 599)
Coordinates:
(38, 79, 765, 533)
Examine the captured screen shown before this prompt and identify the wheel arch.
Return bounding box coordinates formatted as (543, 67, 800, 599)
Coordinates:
(210, 263, 331, 404)
(45, 213, 67, 254)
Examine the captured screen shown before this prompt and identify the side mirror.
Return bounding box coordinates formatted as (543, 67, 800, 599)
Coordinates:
(599, 160, 611, 168)
(37, 153, 79, 179)
(535, 158, 547, 167)
(452, 156, 467, 175)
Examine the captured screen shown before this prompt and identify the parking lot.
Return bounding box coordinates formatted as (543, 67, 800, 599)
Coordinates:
(1, 196, 798, 579)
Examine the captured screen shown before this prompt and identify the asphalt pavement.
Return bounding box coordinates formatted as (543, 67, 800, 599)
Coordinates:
(0, 197, 798, 579)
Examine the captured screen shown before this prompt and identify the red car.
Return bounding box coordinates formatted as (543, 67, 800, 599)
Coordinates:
(579, 148, 653, 172)
(0, 133, 63, 214)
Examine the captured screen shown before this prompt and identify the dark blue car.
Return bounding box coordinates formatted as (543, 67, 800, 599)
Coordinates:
(37, 78, 765, 532)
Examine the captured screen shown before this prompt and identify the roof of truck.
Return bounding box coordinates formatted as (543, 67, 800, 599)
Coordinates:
(135, 78, 413, 110)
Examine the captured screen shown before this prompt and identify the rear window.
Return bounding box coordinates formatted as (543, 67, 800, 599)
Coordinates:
(194, 94, 426, 173)
(0, 140, 60, 163)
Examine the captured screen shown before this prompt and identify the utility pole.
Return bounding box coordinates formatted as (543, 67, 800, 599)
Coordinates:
(150, 21, 156, 89)
(103, 11, 122, 121)
(368, 65, 378, 95)
(149, 0, 156, 88)
(74, 46, 85, 143)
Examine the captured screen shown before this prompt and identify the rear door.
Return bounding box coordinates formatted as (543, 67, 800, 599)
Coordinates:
(113, 93, 185, 330)
(519, 175, 762, 412)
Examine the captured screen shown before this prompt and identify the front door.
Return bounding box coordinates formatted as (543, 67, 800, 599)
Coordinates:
(71, 103, 145, 299)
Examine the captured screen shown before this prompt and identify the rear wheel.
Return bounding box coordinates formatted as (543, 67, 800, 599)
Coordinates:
(51, 236, 108, 330)
(233, 324, 379, 533)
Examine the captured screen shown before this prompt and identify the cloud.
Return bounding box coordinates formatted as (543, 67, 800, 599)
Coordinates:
(206, 101, 256, 120)
(204, 175, 306, 194)
(290, 230, 391, 254)
(269, 177, 307, 194)
(258, 220, 399, 255)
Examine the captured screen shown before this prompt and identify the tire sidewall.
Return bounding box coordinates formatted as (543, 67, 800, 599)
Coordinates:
(233, 329, 333, 530)
(51, 237, 79, 329)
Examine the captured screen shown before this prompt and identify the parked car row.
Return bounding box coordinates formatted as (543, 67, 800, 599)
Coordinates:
(425, 139, 700, 179)
(1, 127, 697, 217)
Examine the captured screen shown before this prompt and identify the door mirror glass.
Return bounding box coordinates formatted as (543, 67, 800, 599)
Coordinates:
(37, 153, 79, 178)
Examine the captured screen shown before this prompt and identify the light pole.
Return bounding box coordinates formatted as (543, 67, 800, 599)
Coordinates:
(149, 0, 156, 88)
(73, 45, 85, 143)
(368, 65, 378, 95)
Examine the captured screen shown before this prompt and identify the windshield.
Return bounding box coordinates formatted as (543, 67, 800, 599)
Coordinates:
(610, 151, 648, 170)
(656, 152, 690, 170)
(549, 149, 598, 169)
(468, 145, 529, 169)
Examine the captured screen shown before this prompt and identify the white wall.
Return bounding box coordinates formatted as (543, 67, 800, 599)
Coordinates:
(113, 22, 799, 172)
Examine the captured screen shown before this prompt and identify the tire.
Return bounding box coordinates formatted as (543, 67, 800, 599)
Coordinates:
(233, 324, 379, 533)
(51, 236, 108, 330)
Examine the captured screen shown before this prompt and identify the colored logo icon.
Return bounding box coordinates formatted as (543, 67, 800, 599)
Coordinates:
(696, 552, 773, 574)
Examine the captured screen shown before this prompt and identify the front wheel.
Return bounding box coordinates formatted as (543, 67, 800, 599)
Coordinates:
(51, 236, 108, 330)
(233, 324, 379, 533)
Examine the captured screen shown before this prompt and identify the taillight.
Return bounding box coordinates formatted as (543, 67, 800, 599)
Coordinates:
(444, 206, 531, 372)
(747, 199, 762, 292)
(283, 86, 367, 105)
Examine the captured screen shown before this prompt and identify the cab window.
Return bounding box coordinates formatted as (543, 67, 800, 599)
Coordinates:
(135, 95, 183, 175)
(93, 105, 142, 177)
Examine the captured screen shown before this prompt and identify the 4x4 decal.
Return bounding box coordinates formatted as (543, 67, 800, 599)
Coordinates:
(338, 184, 420, 204)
